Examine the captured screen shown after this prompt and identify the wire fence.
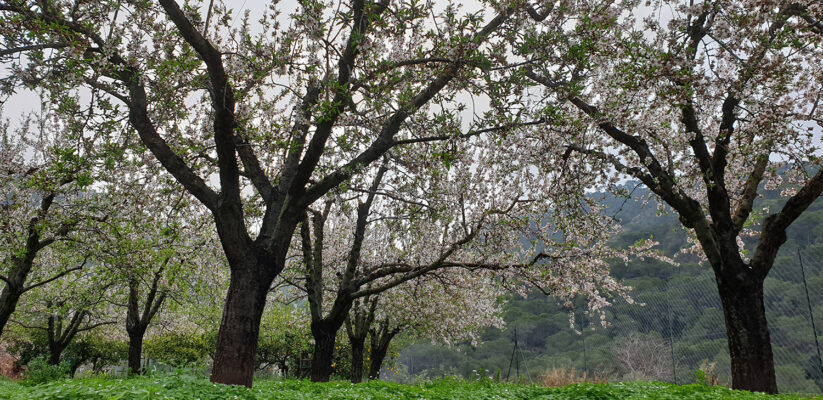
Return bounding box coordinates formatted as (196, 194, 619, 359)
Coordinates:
(394, 246, 823, 395)
(524, 247, 823, 394)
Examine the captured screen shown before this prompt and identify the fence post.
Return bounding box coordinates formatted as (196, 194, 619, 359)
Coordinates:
(667, 278, 677, 384)
(798, 249, 823, 379)
(580, 310, 588, 376)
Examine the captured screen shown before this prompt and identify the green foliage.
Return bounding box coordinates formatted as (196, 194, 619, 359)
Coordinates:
(22, 358, 69, 386)
(9, 331, 125, 375)
(0, 374, 818, 399)
(143, 333, 213, 368)
(64, 335, 127, 374)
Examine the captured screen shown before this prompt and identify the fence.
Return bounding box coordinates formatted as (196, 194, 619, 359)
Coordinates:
(394, 246, 823, 395)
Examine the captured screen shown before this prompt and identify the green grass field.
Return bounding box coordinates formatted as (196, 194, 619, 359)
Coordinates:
(0, 374, 821, 400)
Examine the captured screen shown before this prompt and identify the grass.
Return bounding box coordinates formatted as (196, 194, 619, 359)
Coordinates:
(0, 373, 820, 399)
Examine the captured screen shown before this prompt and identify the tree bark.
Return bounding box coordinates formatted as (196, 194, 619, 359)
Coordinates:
(715, 269, 777, 393)
(209, 261, 274, 387)
(367, 339, 390, 380)
(0, 234, 42, 337)
(127, 328, 146, 375)
(48, 345, 64, 366)
(349, 334, 366, 383)
(0, 283, 24, 338)
(125, 264, 166, 375)
(368, 322, 400, 380)
(310, 321, 339, 382)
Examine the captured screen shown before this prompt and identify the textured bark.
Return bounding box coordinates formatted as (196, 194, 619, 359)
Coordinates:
(0, 276, 25, 338)
(367, 321, 400, 380)
(720, 281, 776, 393)
(349, 336, 366, 383)
(347, 296, 377, 383)
(310, 322, 338, 382)
(47, 344, 65, 365)
(127, 329, 146, 375)
(210, 262, 273, 387)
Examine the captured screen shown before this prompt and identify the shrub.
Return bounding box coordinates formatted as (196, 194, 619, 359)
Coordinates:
(611, 333, 674, 382)
(22, 358, 69, 385)
(540, 367, 608, 387)
(144, 333, 213, 368)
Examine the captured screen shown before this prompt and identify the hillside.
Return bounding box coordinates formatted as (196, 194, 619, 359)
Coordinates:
(392, 187, 823, 395)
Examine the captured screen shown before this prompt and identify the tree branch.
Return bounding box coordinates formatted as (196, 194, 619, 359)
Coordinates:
(22, 264, 85, 293)
(301, 5, 516, 209)
(158, 0, 241, 207)
(392, 118, 545, 146)
(751, 167, 823, 278)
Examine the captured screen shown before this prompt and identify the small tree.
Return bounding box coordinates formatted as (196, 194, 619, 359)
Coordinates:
(611, 333, 674, 382)
(92, 164, 215, 375)
(11, 266, 115, 366)
(347, 270, 505, 382)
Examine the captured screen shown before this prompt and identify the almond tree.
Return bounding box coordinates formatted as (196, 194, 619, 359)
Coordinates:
(345, 270, 504, 382)
(289, 120, 655, 382)
(92, 164, 215, 375)
(0, 0, 542, 385)
(0, 111, 99, 338)
(511, 0, 823, 392)
(10, 262, 115, 366)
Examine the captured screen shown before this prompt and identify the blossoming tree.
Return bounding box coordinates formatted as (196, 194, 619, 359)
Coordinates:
(345, 270, 505, 382)
(0, 0, 538, 385)
(510, 0, 823, 392)
(90, 163, 217, 375)
(0, 111, 99, 339)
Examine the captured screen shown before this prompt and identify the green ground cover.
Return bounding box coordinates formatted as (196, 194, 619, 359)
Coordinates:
(0, 374, 820, 400)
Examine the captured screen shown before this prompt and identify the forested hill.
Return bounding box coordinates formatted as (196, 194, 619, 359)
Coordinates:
(394, 186, 823, 395)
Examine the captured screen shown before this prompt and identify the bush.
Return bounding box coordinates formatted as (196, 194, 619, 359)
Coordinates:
(65, 334, 128, 375)
(144, 333, 212, 368)
(22, 358, 69, 385)
(540, 367, 608, 387)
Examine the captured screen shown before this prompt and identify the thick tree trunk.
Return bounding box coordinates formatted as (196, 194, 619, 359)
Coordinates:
(210, 264, 271, 387)
(349, 335, 366, 383)
(48, 345, 64, 366)
(310, 322, 338, 382)
(716, 273, 777, 393)
(127, 329, 146, 375)
(0, 286, 23, 338)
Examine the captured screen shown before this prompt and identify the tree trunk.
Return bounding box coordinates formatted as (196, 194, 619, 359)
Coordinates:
(48, 345, 64, 366)
(716, 273, 777, 393)
(210, 264, 272, 387)
(127, 328, 146, 375)
(367, 340, 390, 380)
(310, 322, 338, 382)
(368, 323, 400, 381)
(0, 259, 32, 338)
(0, 286, 23, 339)
(349, 334, 366, 383)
